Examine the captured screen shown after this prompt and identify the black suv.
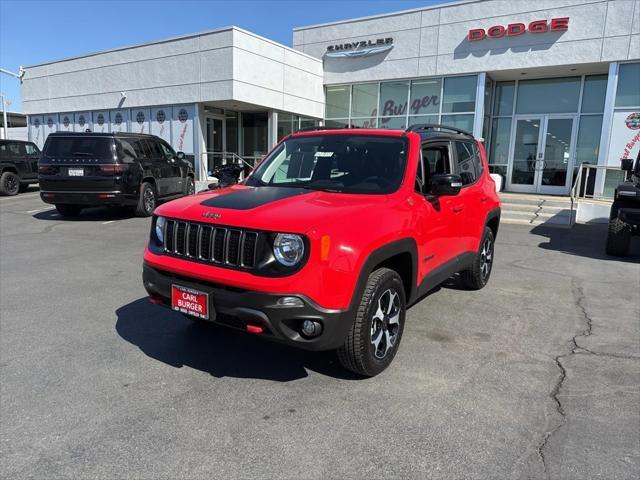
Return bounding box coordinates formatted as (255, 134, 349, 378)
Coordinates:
(606, 151, 640, 257)
(0, 139, 41, 195)
(39, 132, 195, 217)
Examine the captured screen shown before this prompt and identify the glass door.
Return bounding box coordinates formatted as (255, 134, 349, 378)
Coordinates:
(507, 117, 543, 193)
(205, 116, 225, 175)
(537, 115, 576, 195)
(507, 115, 577, 195)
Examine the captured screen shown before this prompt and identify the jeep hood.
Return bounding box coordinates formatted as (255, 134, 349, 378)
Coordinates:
(155, 185, 391, 233)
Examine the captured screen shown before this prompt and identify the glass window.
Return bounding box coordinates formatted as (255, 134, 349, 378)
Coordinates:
(516, 77, 581, 114)
(277, 112, 294, 141)
(350, 117, 377, 128)
(575, 115, 603, 165)
(246, 134, 408, 195)
(442, 76, 477, 113)
(379, 81, 409, 118)
(242, 112, 268, 156)
(378, 116, 407, 130)
(326, 86, 350, 119)
(324, 119, 350, 129)
(440, 114, 474, 133)
(455, 141, 481, 185)
(25, 143, 40, 155)
(299, 117, 319, 130)
(351, 83, 378, 118)
(484, 78, 493, 116)
(423, 144, 452, 175)
(159, 141, 175, 160)
(43, 136, 114, 159)
(615, 63, 640, 107)
(581, 75, 607, 113)
(409, 79, 441, 115)
(493, 81, 515, 116)
(408, 114, 438, 129)
(225, 111, 239, 154)
(489, 118, 512, 165)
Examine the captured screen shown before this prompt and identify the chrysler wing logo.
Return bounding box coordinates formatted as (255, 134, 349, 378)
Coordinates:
(325, 37, 394, 58)
(202, 212, 221, 220)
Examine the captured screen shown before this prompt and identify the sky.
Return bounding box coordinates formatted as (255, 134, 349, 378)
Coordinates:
(0, 0, 445, 111)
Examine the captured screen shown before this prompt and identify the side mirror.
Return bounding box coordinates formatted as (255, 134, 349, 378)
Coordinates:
(176, 151, 185, 160)
(429, 174, 463, 196)
(621, 158, 634, 172)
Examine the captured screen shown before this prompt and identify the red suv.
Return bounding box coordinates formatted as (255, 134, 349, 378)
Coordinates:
(143, 125, 501, 376)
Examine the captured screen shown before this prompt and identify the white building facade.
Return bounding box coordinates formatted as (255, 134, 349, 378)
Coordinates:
(22, 0, 640, 196)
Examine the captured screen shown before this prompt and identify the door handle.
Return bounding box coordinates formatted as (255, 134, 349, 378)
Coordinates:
(452, 205, 465, 213)
(480, 196, 488, 202)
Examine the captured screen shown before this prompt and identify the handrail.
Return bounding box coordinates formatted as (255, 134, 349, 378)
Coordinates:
(199, 151, 260, 181)
(569, 163, 624, 225)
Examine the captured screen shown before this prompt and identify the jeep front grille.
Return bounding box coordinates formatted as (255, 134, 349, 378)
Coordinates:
(162, 219, 259, 269)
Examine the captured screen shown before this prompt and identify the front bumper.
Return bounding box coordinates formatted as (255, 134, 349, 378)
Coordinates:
(142, 263, 354, 351)
(40, 190, 138, 206)
(618, 207, 640, 226)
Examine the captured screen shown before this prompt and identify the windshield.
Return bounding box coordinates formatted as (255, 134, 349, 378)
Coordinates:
(42, 136, 115, 160)
(246, 134, 408, 194)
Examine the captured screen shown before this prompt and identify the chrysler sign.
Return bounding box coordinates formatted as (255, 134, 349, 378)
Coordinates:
(468, 17, 569, 41)
(325, 37, 394, 58)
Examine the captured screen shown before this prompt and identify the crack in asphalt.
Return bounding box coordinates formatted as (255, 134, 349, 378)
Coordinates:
(535, 278, 640, 478)
(535, 279, 593, 479)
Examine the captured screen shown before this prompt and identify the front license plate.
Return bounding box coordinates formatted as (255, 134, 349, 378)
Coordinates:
(68, 168, 84, 177)
(171, 284, 209, 320)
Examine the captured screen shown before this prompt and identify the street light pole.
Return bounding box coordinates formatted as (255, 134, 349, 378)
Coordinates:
(0, 67, 25, 139)
(1, 93, 7, 140)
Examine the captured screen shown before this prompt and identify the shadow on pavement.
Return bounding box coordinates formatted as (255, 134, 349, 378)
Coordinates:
(34, 206, 136, 222)
(531, 223, 640, 263)
(115, 298, 359, 382)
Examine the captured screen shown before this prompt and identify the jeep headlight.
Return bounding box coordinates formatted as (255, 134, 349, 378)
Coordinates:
(154, 216, 166, 244)
(273, 233, 305, 267)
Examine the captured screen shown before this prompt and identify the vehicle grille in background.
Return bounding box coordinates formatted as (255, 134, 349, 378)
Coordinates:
(162, 219, 259, 269)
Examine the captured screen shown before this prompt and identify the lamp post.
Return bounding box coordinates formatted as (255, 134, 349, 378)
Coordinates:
(0, 67, 25, 139)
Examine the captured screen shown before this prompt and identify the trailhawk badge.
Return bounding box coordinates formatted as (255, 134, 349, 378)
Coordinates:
(202, 212, 221, 219)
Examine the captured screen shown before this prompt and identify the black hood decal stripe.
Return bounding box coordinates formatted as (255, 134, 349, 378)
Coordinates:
(200, 187, 311, 210)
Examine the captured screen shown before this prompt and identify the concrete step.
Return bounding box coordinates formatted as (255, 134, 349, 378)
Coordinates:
(501, 215, 572, 228)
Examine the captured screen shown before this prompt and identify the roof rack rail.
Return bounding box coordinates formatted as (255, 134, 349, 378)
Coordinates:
(405, 123, 473, 137)
(297, 124, 361, 133)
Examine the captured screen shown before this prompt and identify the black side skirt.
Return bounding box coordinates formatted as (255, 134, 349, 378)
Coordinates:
(413, 251, 476, 302)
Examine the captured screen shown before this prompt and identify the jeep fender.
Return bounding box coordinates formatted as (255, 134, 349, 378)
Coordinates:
(348, 238, 419, 312)
(484, 207, 501, 238)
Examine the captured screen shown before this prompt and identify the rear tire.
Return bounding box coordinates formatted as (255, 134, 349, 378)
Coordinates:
(0, 171, 20, 196)
(337, 268, 406, 377)
(55, 204, 82, 217)
(134, 182, 156, 217)
(606, 217, 631, 257)
(460, 227, 495, 290)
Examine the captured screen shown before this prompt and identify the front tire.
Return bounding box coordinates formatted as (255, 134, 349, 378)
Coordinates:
(606, 217, 631, 257)
(0, 171, 20, 196)
(460, 227, 495, 290)
(134, 182, 156, 217)
(185, 176, 195, 196)
(337, 268, 406, 377)
(55, 204, 83, 217)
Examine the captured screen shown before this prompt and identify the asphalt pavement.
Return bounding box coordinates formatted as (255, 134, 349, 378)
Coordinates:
(1, 190, 639, 479)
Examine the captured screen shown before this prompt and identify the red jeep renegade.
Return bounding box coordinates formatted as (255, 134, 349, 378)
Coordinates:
(143, 125, 501, 376)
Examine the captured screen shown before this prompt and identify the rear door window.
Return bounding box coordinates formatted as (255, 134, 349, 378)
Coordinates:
(454, 141, 482, 185)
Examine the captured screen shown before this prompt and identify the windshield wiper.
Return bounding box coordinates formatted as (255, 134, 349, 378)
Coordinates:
(72, 152, 93, 157)
(302, 185, 343, 193)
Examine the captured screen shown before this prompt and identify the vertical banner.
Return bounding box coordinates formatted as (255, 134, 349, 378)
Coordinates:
(607, 111, 640, 166)
(93, 111, 109, 133)
(44, 114, 58, 141)
(74, 112, 91, 132)
(110, 109, 129, 133)
(171, 105, 194, 154)
(59, 113, 73, 132)
(151, 107, 171, 143)
(132, 108, 151, 134)
(29, 116, 45, 149)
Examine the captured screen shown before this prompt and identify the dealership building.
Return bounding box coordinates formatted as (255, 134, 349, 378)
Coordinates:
(21, 0, 639, 197)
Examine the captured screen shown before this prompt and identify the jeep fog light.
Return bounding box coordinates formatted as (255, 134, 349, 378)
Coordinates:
(301, 320, 322, 338)
(155, 216, 165, 244)
(275, 296, 304, 308)
(273, 233, 304, 267)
